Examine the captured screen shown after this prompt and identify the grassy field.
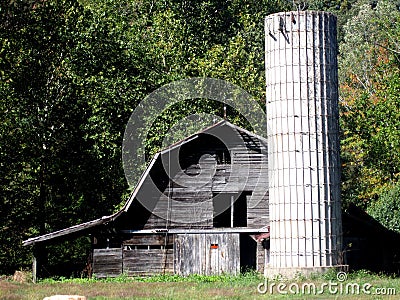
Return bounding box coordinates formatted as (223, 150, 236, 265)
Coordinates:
(1, 271, 399, 299)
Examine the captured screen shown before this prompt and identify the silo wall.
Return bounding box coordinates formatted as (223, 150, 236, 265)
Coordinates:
(265, 11, 343, 274)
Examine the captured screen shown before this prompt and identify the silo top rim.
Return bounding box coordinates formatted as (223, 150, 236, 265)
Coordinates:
(265, 10, 337, 20)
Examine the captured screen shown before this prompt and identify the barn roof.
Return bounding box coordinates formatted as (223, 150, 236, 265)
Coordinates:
(22, 120, 268, 246)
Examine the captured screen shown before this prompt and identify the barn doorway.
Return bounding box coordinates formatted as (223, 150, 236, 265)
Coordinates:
(240, 234, 257, 272)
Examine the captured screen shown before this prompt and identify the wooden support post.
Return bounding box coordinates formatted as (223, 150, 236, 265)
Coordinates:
(32, 244, 37, 283)
(230, 195, 234, 228)
(32, 243, 47, 282)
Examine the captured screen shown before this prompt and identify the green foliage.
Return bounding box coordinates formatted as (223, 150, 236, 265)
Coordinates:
(368, 183, 400, 233)
(38, 271, 263, 284)
(0, 0, 136, 273)
(339, 0, 400, 207)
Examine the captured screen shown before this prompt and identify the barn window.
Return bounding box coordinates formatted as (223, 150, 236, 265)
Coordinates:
(123, 244, 173, 250)
(213, 192, 250, 227)
(215, 149, 231, 164)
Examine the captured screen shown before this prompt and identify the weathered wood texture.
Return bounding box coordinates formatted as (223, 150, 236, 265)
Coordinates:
(174, 233, 240, 275)
(93, 240, 173, 276)
(247, 190, 269, 228)
(132, 123, 269, 230)
(121, 234, 173, 275)
(256, 242, 270, 274)
(123, 249, 173, 275)
(123, 234, 172, 246)
(93, 248, 122, 278)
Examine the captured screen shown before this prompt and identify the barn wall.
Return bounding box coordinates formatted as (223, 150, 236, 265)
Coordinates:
(122, 234, 173, 275)
(123, 249, 173, 275)
(93, 235, 174, 277)
(93, 248, 122, 278)
(139, 129, 269, 230)
(92, 247, 173, 277)
(247, 192, 269, 228)
(123, 234, 172, 246)
(92, 232, 268, 277)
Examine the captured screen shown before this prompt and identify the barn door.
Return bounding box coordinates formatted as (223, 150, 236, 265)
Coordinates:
(174, 233, 239, 275)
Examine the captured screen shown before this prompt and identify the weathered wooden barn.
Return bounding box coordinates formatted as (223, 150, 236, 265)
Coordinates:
(23, 121, 271, 278)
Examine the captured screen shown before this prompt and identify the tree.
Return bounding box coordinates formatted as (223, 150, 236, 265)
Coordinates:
(0, 0, 142, 274)
(339, 0, 400, 207)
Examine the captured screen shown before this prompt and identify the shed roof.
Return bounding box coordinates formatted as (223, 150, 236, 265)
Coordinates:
(22, 120, 268, 246)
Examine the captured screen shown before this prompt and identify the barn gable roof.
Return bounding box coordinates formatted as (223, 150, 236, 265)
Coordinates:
(22, 120, 268, 246)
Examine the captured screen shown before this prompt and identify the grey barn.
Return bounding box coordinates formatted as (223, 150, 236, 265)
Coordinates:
(23, 120, 271, 278)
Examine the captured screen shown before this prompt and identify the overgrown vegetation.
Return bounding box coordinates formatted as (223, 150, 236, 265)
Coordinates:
(1, 271, 400, 299)
(1, 0, 400, 275)
(38, 271, 262, 284)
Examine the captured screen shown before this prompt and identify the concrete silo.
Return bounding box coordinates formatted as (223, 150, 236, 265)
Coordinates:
(265, 11, 343, 275)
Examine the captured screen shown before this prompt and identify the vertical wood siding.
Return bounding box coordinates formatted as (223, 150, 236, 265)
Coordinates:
(174, 233, 240, 275)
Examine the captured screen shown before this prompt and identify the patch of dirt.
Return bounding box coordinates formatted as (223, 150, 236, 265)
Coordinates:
(0, 280, 21, 300)
(0, 280, 18, 290)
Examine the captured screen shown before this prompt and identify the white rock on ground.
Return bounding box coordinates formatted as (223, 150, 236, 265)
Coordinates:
(43, 296, 86, 300)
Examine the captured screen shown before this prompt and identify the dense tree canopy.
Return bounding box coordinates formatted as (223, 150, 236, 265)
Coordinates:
(1, 0, 400, 275)
(338, 0, 400, 229)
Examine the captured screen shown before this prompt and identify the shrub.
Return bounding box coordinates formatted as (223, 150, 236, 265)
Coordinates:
(368, 182, 400, 233)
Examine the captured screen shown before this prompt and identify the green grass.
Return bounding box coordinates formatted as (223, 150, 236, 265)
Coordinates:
(1, 271, 399, 299)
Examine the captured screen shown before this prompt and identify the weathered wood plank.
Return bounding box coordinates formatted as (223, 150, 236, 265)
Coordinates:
(93, 248, 122, 278)
(123, 249, 173, 275)
(123, 234, 172, 246)
(174, 233, 239, 276)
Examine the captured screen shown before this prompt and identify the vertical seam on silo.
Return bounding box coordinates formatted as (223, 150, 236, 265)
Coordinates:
(322, 11, 334, 263)
(312, 11, 322, 268)
(282, 12, 287, 268)
(290, 10, 300, 266)
(315, 12, 323, 268)
(280, 13, 284, 268)
(296, 11, 307, 266)
(285, 12, 292, 269)
(321, 12, 326, 265)
(325, 13, 332, 265)
(332, 15, 341, 263)
(305, 11, 315, 268)
(314, 11, 323, 267)
(322, 12, 331, 266)
(277, 13, 282, 269)
(273, 14, 277, 268)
